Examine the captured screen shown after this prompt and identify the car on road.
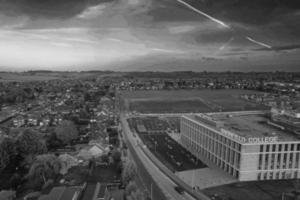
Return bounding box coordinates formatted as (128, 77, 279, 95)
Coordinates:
(174, 186, 185, 194)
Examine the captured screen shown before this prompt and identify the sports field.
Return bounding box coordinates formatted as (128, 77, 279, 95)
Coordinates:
(122, 89, 268, 113)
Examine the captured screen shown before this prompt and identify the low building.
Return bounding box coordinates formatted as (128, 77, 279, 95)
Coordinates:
(13, 115, 25, 127)
(38, 185, 83, 200)
(0, 190, 16, 200)
(104, 184, 124, 200)
(270, 107, 300, 134)
(180, 112, 300, 181)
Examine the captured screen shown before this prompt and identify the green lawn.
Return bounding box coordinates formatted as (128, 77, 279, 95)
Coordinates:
(122, 89, 268, 113)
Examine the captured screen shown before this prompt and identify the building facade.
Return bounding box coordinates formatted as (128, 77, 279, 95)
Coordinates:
(180, 113, 300, 181)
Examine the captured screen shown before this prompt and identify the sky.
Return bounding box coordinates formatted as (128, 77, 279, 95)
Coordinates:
(0, 0, 299, 71)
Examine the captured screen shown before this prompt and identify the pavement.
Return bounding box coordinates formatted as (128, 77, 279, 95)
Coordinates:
(120, 115, 167, 200)
(176, 168, 237, 189)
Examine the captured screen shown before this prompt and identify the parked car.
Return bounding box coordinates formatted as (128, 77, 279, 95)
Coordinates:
(174, 186, 185, 194)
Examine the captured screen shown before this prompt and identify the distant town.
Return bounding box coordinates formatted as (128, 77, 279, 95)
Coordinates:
(0, 71, 300, 200)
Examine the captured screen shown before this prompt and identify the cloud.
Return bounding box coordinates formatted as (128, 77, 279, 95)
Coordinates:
(77, 4, 107, 19)
(183, 0, 300, 25)
(167, 25, 196, 34)
(0, 0, 114, 19)
(151, 48, 183, 54)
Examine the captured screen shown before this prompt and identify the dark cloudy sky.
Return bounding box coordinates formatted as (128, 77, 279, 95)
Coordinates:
(0, 0, 299, 71)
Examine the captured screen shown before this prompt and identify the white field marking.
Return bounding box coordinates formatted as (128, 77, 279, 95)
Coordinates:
(246, 36, 272, 49)
(176, 0, 231, 29)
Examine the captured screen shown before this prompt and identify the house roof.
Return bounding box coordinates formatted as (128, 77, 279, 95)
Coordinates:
(38, 186, 81, 200)
(88, 145, 104, 157)
(0, 190, 16, 199)
(106, 189, 124, 200)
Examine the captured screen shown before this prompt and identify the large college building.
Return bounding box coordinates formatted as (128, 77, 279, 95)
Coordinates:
(180, 112, 300, 181)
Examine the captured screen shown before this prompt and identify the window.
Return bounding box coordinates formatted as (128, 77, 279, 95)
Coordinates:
(260, 145, 264, 152)
(263, 173, 268, 180)
(257, 173, 261, 180)
(291, 144, 295, 151)
(296, 153, 300, 168)
(276, 172, 280, 179)
(285, 144, 289, 151)
(258, 154, 263, 170)
(272, 145, 276, 152)
(269, 172, 274, 180)
(277, 154, 282, 168)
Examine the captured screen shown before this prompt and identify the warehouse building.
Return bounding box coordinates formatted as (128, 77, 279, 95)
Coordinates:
(180, 112, 300, 181)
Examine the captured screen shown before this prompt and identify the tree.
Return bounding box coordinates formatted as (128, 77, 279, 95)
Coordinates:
(9, 173, 22, 190)
(122, 159, 137, 186)
(16, 129, 47, 159)
(0, 137, 17, 172)
(0, 141, 9, 171)
(58, 154, 78, 175)
(55, 120, 78, 145)
(111, 149, 121, 164)
(1, 137, 17, 161)
(125, 181, 147, 200)
(27, 154, 61, 185)
(100, 154, 109, 163)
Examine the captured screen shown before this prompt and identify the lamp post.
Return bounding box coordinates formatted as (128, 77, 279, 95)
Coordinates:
(154, 141, 158, 152)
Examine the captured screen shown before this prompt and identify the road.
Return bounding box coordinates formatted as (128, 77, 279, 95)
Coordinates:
(121, 116, 167, 200)
(121, 113, 196, 200)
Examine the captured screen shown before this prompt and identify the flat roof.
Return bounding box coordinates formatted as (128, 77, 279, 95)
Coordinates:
(185, 113, 299, 142)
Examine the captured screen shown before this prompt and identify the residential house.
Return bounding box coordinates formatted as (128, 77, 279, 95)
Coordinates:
(38, 185, 84, 200)
(13, 115, 25, 127)
(104, 184, 124, 200)
(0, 190, 16, 200)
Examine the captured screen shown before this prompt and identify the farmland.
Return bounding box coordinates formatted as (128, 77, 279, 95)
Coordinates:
(127, 117, 207, 172)
(0, 72, 99, 82)
(121, 89, 268, 113)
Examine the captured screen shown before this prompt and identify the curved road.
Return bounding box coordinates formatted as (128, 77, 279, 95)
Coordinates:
(121, 113, 197, 200)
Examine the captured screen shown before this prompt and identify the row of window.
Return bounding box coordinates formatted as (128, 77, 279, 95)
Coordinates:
(181, 119, 242, 152)
(257, 170, 298, 180)
(260, 143, 300, 153)
(258, 152, 300, 170)
(181, 135, 240, 178)
(181, 121, 242, 178)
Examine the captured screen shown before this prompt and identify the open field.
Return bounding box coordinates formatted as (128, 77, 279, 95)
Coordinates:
(0, 72, 109, 82)
(122, 89, 269, 113)
(204, 180, 300, 200)
(128, 117, 207, 172)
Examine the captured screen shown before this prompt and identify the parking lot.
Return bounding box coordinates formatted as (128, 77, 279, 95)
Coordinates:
(128, 117, 207, 172)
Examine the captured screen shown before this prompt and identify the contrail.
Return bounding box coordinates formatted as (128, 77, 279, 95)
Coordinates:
(246, 36, 272, 49)
(176, 0, 231, 29)
(176, 0, 273, 50)
(219, 37, 234, 51)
